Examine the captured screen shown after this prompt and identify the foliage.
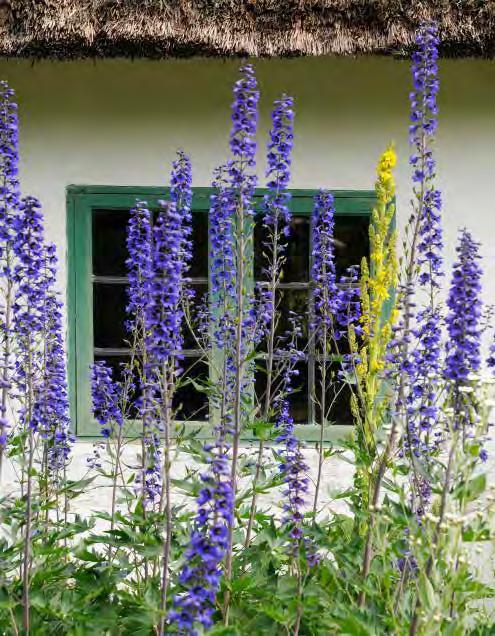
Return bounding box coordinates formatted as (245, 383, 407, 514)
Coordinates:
(0, 20, 494, 636)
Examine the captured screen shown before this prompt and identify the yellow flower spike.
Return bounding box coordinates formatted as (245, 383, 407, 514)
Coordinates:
(351, 144, 398, 467)
(378, 148, 397, 172)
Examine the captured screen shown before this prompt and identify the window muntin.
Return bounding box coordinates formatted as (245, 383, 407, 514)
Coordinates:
(67, 187, 378, 438)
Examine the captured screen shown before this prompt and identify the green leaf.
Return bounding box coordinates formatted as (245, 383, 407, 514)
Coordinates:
(209, 627, 240, 635)
(332, 612, 376, 635)
(454, 474, 486, 503)
(260, 603, 287, 624)
(418, 572, 436, 612)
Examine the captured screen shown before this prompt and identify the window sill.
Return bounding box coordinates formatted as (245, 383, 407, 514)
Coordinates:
(77, 421, 353, 445)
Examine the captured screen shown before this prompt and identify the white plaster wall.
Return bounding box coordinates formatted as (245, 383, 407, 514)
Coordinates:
(0, 55, 494, 501)
(0, 56, 492, 312)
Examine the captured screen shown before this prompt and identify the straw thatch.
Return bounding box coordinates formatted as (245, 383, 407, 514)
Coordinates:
(0, 1, 493, 59)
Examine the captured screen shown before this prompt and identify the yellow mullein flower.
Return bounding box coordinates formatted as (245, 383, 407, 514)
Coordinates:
(378, 148, 397, 171)
(351, 144, 398, 462)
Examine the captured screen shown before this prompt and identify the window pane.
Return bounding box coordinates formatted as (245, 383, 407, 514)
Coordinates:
(334, 215, 369, 276)
(93, 283, 129, 349)
(256, 287, 309, 354)
(254, 214, 310, 283)
(254, 358, 286, 413)
(173, 356, 209, 421)
(189, 212, 209, 279)
(92, 209, 129, 277)
(276, 287, 309, 347)
(285, 215, 310, 283)
(288, 360, 309, 424)
(93, 354, 141, 420)
(314, 363, 354, 426)
(93, 354, 209, 423)
(183, 283, 208, 350)
(255, 359, 308, 424)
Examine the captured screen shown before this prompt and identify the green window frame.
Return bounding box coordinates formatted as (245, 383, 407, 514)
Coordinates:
(66, 185, 377, 441)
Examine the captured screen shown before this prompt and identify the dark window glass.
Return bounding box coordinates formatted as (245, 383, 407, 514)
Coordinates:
(276, 287, 309, 346)
(288, 360, 309, 424)
(183, 283, 208, 350)
(93, 283, 129, 349)
(253, 209, 369, 426)
(93, 354, 141, 420)
(189, 213, 209, 279)
(314, 363, 354, 426)
(92, 207, 210, 425)
(334, 215, 369, 276)
(89, 197, 371, 429)
(92, 209, 129, 277)
(254, 358, 286, 413)
(285, 216, 310, 283)
(173, 356, 209, 421)
(254, 357, 308, 424)
(254, 215, 310, 283)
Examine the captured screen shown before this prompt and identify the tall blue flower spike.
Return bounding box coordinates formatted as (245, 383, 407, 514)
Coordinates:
(170, 64, 259, 635)
(401, 22, 444, 464)
(445, 229, 486, 461)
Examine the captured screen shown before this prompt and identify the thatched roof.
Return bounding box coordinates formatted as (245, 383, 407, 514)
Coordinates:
(0, 1, 493, 59)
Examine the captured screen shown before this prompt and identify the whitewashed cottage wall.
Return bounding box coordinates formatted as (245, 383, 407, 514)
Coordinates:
(0, 55, 494, 510)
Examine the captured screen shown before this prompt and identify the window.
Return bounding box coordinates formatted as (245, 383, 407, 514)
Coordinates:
(67, 186, 378, 439)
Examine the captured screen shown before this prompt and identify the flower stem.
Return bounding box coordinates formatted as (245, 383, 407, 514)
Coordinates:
(158, 364, 173, 634)
(223, 194, 246, 625)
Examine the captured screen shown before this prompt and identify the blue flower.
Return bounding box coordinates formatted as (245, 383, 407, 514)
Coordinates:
(12, 197, 47, 430)
(410, 22, 443, 289)
(32, 243, 74, 470)
(90, 361, 123, 438)
(444, 229, 484, 450)
(126, 201, 152, 332)
(170, 65, 259, 632)
(311, 190, 340, 340)
(0, 82, 20, 451)
(445, 229, 483, 384)
(488, 341, 495, 371)
(396, 22, 444, 465)
(256, 95, 294, 343)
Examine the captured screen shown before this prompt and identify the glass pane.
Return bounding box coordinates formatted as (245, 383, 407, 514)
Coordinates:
(286, 215, 310, 283)
(276, 287, 309, 347)
(93, 354, 210, 423)
(183, 283, 208, 350)
(254, 214, 310, 283)
(314, 362, 354, 426)
(253, 215, 269, 281)
(256, 287, 309, 353)
(189, 212, 209, 279)
(173, 356, 209, 421)
(93, 283, 129, 349)
(288, 360, 309, 424)
(254, 358, 287, 414)
(255, 359, 308, 424)
(93, 354, 141, 420)
(334, 215, 370, 276)
(92, 209, 129, 277)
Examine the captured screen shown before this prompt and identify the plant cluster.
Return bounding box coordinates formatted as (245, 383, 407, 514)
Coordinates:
(0, 21, 495, 636)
